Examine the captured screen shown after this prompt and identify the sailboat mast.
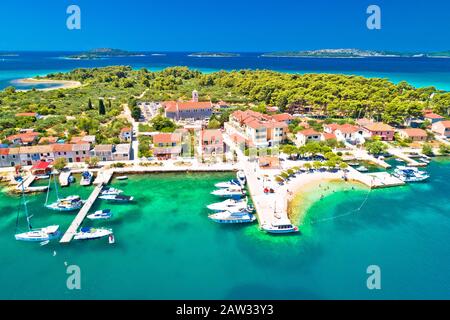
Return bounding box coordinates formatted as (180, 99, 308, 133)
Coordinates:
(20, 178, 32, 231)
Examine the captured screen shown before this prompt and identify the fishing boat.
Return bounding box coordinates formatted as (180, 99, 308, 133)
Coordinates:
(100, 186, 123, 196)
(261, 219, 299, 234)
(14, 177, 61, 242)
(98, 194, 134, 202)
(236, 170, 246, 185)
(215, 179, 242, 189)
(45, 174, 85, 212)
(393, 166, 429, 182)
(116, 176, 128, 180)
(87, 209, 112, 220)
(211, 186, 246, 198)
(356, 166, 369, 172)
(207, 198, 249, 212)
(74, 227, 113, 240)
(80, 171, 93, 186)
(208, 209, 256, 224)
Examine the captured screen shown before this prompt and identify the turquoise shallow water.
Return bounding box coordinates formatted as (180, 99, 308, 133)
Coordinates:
(0, 162, 449, 299)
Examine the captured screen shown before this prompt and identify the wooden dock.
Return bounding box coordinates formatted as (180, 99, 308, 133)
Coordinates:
(59, 184, 103, 243)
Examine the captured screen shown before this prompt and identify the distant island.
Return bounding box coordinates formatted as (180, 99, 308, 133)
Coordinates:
(66, 48, 145, 60)
(188, 52, 240, 58)
(262, 49, 450, 58)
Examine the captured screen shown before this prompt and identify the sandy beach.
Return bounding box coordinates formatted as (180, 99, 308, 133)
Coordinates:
(13, 78, 82, 91)
(282, 171, 367, 224)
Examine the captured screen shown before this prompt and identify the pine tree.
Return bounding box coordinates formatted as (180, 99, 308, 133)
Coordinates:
(98, 99, 106, 115)
(87, 98, 93, 110)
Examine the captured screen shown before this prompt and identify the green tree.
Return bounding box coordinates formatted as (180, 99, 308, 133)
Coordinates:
(422, 143, 434, 156)
(98, 99, 106, 115)
(365, 140, 388, 155)
(53, 158, 67, 171)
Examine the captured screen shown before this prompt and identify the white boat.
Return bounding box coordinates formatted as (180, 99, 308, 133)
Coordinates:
(87, 209, 112, 220)
(207, 198, 249, 212)
(74, 227, 113, 240)
(261, 219, 299, 234)
(116, 176, 128, 180)
(356, 166, 369, 172)
(80, 171, 93, 186)
(208, 210, 256, 224)
(100, 187, 123, 196)
(215, 179, 242, 189)
(108, 234, 115, 244)
(236, 170, 246, 185)
(14, 176, 61, 242)
(46, 195, 85, 212)
(99, 194, 134, 202)
(211, 186, 245, 198)
(15, 225, 61, 242)
(35, 174, 50, 180)
(393, 166, 429, 182)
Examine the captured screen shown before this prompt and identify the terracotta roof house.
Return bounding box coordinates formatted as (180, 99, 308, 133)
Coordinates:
(153, 133, 183, 159)
(362, 123, 395, 141)
(6, 132, 39, 146)
(38, 136, 58, 144)
(424, 112, 445, 124)
(113, 144, 131, 161)
(271, 113, 294, 124)
(119, 127, 132, 142)
(163, 94, 213, 121)
(431, 120, 450, 138)
(296, 129, 321, 146)
(198, 129, 225, 157)
(225, 110, 288, 148)
(399, 128, 428, 142)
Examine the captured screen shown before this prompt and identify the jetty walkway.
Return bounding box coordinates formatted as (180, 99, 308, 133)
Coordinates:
(60, 171, 113, 244)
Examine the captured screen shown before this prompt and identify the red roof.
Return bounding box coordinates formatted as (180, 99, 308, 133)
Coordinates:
(436, 120, 450, 128)
(31, 161, 51, 170)
(120, 127, 131, 133)
(15, 112, 37, 117)
(424, 113, 444, 119)
(401, 128, 427, 137)
(52, 144, 74, 152)
(0, 148, 9, 155)
(271, 113, 294, 122)
(298, 129, 320, 136)
(6, 132, 39, 143)
(164, 101, 212, 112)
(153, 133, 181, 144)
(322, 133, 336, 140)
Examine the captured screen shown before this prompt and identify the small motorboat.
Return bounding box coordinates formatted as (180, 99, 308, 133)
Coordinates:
(87, 209, 112, 220)
(46, 195, 85, 212)
(74, 227, 113, 240)
(393, 166, 430, 182)
(348, 162, 359, 166)
(215, 179, 242, 189)
(35, 174, 50, 180)
(356, 166, 369, 172)
(68, 176, 75, 184)
(99, 194, 134, 202)
(236, 170, 246, 185)
(261, 219, 299, 234)
(15, 225, 61, 242)
(207, 198, 249, 212)
(108, 234, 115, 244)
(100, 187, 123, 196)
(80, 171, 93, 186)
(116, 176, 128, 180)
(208, 210, 256, 224)
(211, 186, 245, 198)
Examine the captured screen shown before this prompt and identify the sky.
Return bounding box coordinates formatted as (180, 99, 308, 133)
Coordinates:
(0, 0, 449, 52)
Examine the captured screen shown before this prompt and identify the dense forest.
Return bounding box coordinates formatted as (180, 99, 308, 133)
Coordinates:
(0, 66, 449, 142)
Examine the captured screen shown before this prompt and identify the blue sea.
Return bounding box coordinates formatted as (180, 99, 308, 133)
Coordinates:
(1, 51, 450, 91)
